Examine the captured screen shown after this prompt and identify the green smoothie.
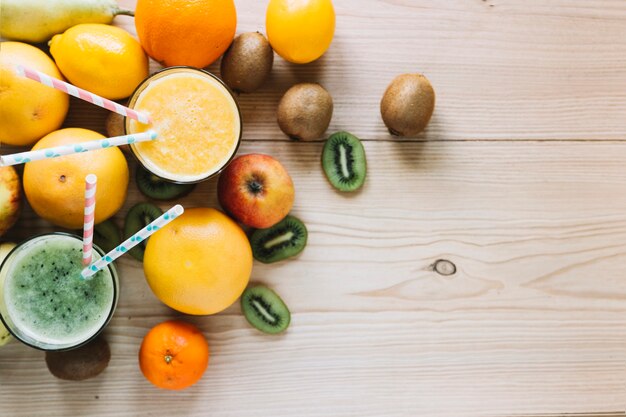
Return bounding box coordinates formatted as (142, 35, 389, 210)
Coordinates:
(0, 234, 117, 349)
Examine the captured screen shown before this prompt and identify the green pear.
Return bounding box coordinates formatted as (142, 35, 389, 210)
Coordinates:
(0, 242, 17, 346)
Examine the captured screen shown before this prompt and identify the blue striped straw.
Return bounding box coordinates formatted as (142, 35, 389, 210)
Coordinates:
(81, 205, 184, 279)
(0, 131, 158, 167)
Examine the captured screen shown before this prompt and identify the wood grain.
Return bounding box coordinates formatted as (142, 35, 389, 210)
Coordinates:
(92, 0, 626, 141)
(2, 0, 626, 416)
(2, 142, 626, 416)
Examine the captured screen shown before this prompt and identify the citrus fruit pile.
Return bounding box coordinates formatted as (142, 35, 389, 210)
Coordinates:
(0, 0, 436, 391)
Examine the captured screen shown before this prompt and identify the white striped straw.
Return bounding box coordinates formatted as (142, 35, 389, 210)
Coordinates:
(81, 205, 184, 279)
(15, 65, 151, 124)
(0, 130, 157, 167)
(82, 174, 98, 266)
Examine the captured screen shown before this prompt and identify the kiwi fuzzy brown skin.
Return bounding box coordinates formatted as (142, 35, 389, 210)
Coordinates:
(221, 32, 274, 94)
(277, 83, 333, 141)
(45, 336, 111, 381)
(380, 73, 435, 136)
(105, 110, 131, 155)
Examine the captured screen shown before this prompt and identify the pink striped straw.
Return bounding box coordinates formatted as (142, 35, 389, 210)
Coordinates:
(15, 65, 151, 125)
(82, 174, 98, 266)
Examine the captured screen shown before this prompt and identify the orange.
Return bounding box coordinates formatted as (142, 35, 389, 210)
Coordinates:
(144, 208, 252, 315)
(266, 0, 335, 64)
(0, 42, 69, 146)
(23, 128, 129, 229)
(139, 320, 209, 390)
(135, 0, 237, 68)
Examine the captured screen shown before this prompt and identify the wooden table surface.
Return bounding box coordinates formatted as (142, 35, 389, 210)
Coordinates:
(1, 1, 626, 416)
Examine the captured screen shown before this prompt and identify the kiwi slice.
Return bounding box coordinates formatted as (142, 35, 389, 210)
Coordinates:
(322, 131, 367, 192)
(124, 203, 163, 261)
(241, 285, 291, 334)
(93, 219, 121, 254)
(45, 336, 110, 381)
(136, 167, 195, 201)
(250, 215, 307, 264)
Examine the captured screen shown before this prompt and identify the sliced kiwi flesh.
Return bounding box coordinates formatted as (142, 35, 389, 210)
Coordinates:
(124, 203, 163, 261)
(241, 285, 290, 334)
(136, 167, 195, 201)
(93, 219, 121, 254)
(250, 215, 307, 264)
(322, 131, 367, 192)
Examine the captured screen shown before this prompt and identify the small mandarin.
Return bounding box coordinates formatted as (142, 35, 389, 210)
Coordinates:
(139, 320, 209, 390)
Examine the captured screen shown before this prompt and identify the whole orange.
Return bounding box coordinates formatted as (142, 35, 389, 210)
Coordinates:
(139, 320, 209, 390)
(0, 42, 69, 146)
(143, 208, 252, 315)
(23, 128, 129, 229)
(135, 0, 237, 68)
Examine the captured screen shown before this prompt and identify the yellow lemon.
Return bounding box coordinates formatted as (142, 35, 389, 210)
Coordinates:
(144, 208, 252, 315)
(23, 128, 129, 229)
(266, 0, 335, 64)
(0, 42, 69, 146)
(49, 24, 148, 100)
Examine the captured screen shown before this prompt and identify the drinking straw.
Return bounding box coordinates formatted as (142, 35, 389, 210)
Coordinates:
(0, 130, 158, 167)
(81, 205, 185, 279)
(15, 65, 151, 124)
(82, 174, 98, 266)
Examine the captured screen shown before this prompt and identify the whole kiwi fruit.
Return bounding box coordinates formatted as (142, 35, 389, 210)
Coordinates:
(277, 83, 333, 141)
(380, 73, 435, 136)
(221, 32, 274, 93)
(45, 336, 110, 381)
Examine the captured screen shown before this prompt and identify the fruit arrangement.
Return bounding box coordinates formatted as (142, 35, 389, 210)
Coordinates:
(0, 0, 435, 390)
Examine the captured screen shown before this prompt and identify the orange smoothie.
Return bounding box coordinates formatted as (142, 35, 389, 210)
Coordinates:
(126, 67, 241, 183)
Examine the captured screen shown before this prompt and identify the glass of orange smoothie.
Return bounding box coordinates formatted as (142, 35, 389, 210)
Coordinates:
(125, 67, 242, 183)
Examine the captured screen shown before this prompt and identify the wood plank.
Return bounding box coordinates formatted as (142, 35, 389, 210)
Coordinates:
(1, 141, 625, 416)
(80, 0, 626, 142)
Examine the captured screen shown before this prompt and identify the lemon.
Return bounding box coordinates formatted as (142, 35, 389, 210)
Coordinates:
(266, 0, 335, 64)
(23, 128, 129, 229)
(0, 42, 69, 146)
(49, 24, 148, 100)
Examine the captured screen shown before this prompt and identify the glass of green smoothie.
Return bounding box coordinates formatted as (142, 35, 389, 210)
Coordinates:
(0, 233, 118, 351)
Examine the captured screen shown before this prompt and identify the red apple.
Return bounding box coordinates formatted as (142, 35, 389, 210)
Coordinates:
(0, 166, 21, 237)
(218, 154, 295, 228)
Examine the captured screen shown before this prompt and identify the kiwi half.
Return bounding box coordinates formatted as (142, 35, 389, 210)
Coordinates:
(93, 219, 122, 254)
(322, 131, 367, 192)
(136, 167, 195, 201)
(250, 215, 307, 264)
(124, 203, 163, 261)
(241, 285, 291, 334)
(45, 336, 110, 381)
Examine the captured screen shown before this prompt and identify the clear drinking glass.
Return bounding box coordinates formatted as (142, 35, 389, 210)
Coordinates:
(0, 233, 119, 351)
(125, 66, 243, 184)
